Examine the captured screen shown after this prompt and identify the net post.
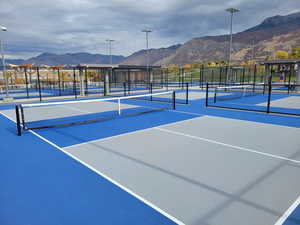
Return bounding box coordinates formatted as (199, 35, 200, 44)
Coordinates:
(150, 83, 153, 101)
(172, 91, 176, 110)
(213, 88, 217, 103)
(267, 81, 272, 113)
(186, 82, 189, 104)
(24, 68, 29, 98)
(123, 82, 126, 96)
(15, 105, 21, 136)
(206, 83, 209, 107)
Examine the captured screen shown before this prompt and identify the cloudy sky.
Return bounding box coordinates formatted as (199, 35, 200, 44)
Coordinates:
(1, 0, 299, 59)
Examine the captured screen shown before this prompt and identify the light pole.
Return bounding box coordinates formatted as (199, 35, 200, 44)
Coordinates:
(226, 8, 239, 82)
(0, 25, 10, 100)
(142, 29, 152, 83)
(106, 39, 114, 65)
(105, 39, 114, 96)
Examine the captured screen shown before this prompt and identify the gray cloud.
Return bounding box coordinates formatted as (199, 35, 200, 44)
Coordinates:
(0, 0, 299, 59)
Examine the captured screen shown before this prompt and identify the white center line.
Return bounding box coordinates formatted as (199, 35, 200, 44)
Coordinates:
(155, 127, 300, 165)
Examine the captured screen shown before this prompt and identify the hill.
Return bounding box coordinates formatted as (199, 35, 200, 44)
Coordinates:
(122, 11, 300, 65)
(5, 52, 125, 66)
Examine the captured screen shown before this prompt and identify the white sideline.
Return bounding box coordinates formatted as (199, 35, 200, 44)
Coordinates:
(274, 195, 300, 225)
(0, 111, 185, 225)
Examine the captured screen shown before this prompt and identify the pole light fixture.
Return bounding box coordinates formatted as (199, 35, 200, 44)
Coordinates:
(0, 25, 11, 101)
(225, 8, 240, 82)
(142, 29, 152, 83)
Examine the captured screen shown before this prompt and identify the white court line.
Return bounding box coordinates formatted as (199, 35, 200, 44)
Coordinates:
(155, 127, 300, 165)
(0, 111, 185, 225)
(274, 195, 300, 225)
(64, 114, 204, 149)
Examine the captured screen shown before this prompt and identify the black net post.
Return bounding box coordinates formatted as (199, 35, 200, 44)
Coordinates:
(172, 91, 176, 110)
(37, 67, 42, 102)
(123, 82, 126, 96)
(267, 80, 272, 113)
(150, 83, 153, 101)
(15, 105, 21, 136)
(213, 88, 217, 103)
(186, 82, 189, 104)
(205, 83, 209, 107)
(24, 68, 29, 98)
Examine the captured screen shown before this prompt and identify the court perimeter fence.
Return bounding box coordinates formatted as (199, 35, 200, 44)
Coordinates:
(205, 82, 300, 117)
(1, 65, 298, 103)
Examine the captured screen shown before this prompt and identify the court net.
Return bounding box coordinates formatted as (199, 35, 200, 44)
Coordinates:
(213, 84, 264, 102)
(15, 91, 176, 135)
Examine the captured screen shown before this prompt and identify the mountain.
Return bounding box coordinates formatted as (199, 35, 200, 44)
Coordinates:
(5, 52, 125, 66)
(5, 59, 25, 65)
(245, 12, 300, 33)
(5, 11, 300, 66)
(120, 44, 181, 65)
(25, 52, 125, 66)
(123, 11, 300, 65)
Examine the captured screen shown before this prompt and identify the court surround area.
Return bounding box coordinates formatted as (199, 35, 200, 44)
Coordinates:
(1, 80, 300, 225)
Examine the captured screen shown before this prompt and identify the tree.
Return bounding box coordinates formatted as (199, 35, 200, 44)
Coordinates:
(291, 47, 300, 58)
(275, 50, 289, 59)
(183, 64, 192, 70)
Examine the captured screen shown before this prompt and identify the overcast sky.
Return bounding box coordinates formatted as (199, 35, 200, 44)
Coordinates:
(1, 0, 299, 59)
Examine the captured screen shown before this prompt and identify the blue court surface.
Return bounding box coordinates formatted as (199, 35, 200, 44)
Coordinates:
(1, 89, 300, 225)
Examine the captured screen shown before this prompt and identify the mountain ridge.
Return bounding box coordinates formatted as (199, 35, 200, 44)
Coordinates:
(5, 11, 300, 66)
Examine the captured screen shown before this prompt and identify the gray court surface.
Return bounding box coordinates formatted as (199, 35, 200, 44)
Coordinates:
(63, 116, 300, 225)
(257, 96, 300, 109)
